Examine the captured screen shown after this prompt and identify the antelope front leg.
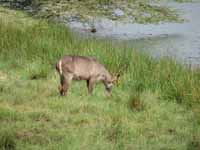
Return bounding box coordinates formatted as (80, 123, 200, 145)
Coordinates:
(59, 75, 65, 96)
(86, 80, 89, 93)
(87, 78, 96, 94)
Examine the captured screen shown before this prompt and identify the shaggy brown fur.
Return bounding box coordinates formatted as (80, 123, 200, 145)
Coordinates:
(55, 55, 118, 96)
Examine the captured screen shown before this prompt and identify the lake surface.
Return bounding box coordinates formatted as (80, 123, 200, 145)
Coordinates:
(68, 2, 200, 69)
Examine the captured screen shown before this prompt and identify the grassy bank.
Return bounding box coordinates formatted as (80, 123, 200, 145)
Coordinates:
(0, 7, 200, 150)
(1, 0, 182, 23)
(37, 0, 180, 23)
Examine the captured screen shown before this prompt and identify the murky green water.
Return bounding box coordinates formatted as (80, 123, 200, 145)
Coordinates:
(69, 2, 200, 69)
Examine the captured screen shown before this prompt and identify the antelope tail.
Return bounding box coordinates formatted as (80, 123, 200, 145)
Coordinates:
(58, 60, 63, 75)
(56, 60, 63, 75)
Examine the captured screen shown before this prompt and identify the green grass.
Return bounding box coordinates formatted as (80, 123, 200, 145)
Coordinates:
(0, 7, 200, 150)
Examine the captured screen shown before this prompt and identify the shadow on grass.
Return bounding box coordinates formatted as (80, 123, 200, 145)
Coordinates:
(0, 130, 16, 150)
(187, 136, 200, 150)
(128, 94, 145, 112)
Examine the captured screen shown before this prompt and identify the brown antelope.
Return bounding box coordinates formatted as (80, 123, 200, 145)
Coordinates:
(55, 55, 119, 96)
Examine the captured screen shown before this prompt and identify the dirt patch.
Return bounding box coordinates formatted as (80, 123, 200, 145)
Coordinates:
(0, 71, 7, 80)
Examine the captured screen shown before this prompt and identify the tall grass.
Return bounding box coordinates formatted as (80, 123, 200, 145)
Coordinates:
(0, 6, 199, 106)
(0, 7, 199, 150)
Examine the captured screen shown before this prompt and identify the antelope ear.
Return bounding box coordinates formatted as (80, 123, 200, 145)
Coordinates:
(111, 76, 117, 82)
(116, 73, 120, 79)
(112, 75, 119, 82)
(111, 74, 120, 82)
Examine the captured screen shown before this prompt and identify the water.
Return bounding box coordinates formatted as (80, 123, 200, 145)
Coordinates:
(67, 2, 200, 69)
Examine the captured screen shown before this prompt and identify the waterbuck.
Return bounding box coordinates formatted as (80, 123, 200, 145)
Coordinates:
(55, 55, 118, 96)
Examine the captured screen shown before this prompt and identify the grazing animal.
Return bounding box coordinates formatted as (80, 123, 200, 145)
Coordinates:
(55, 55, 118, 96)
